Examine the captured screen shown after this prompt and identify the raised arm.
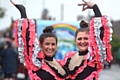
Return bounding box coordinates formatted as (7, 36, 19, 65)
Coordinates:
(10, 0, 27, 18)
(92, 4, 102, 17)
(78, 0, 113, 64)
(78, 0, 102, 17)
(11, 0, 42, 71)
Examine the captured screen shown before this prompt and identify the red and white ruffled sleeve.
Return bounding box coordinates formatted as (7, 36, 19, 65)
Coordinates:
(14, 18, 44, 71)
(89, 15, 113, 64)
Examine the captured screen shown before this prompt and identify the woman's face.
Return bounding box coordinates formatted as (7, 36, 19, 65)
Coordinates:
(75, 31, 89, 52)
(41, 37, 57, 57)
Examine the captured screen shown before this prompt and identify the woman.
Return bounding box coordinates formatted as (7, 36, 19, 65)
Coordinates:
(10, 0, 68, 80)
(64, 0, 113, 80)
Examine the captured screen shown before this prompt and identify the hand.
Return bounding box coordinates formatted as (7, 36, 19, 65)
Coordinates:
(10, 0, 16, 5)
(78, 0, 95, 11)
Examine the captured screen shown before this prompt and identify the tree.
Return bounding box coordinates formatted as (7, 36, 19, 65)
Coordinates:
(110, 33, 120, 53)
(0, 7, 5, 18)
(110, 33, 120, 63)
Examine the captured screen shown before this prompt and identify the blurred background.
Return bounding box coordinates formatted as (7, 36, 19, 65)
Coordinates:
(0, 0, 120, 80)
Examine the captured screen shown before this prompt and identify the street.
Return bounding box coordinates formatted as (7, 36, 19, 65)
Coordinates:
(99, 64, 120, 80)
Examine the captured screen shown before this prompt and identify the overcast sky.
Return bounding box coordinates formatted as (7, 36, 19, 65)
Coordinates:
(0, 0, 120, 30)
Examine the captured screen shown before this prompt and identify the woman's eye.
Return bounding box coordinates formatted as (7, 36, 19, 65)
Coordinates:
(84, 37, 88, 40)
(77, 37, 88, 40)
(45, 43, 49, 45)
(52, 43, 55, 46)
(78, 38, 82, 40)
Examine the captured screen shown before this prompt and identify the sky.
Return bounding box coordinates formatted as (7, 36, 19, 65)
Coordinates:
(0, 0, 120, 30)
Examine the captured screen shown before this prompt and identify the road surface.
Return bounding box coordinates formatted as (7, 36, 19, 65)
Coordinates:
(99, 64, 120, 80)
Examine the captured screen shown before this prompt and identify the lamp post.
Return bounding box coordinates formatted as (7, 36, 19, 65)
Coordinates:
(88, 0, 91, 21)
(61, 3, 64, 21)
(42, 0, 45, 10)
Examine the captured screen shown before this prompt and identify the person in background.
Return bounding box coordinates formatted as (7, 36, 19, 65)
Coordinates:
(0, 37, 5, 80)
(0, 40, 18, 80)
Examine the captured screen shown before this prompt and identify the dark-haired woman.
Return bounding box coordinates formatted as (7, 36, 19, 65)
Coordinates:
(10, 0, 68, 80)
(64, 0, 113, 80)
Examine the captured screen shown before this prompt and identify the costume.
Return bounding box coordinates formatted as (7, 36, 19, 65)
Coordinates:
(64, 4, 113, 80)
(13, 5, 68, 80)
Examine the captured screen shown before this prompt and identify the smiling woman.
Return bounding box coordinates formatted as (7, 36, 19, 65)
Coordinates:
(39, 26, 57, 57)
(10, 0, 68, 80)
(63, 0, 113, 80)
(75, 20, 89, 52)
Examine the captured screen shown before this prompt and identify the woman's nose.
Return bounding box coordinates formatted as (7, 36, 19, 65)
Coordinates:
(48, 45, 52, 49)
(81, 39, 85, 43)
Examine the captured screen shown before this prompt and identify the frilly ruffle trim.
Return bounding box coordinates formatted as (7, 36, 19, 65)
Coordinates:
(64, 51, 102, 80)
(89, 15, 113, 63)
(63, 16, 112, 79)
(14, 18, 65, 80)
(14, 18, 43, 71)
(28, 62, 65, 80)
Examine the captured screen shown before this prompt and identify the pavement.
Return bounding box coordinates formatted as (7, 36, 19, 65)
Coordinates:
(99, 64, 120, 80)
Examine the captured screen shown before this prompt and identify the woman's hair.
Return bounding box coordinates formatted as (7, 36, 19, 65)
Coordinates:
(39, 26, 58, 44)
(75, 20, 89, 38)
